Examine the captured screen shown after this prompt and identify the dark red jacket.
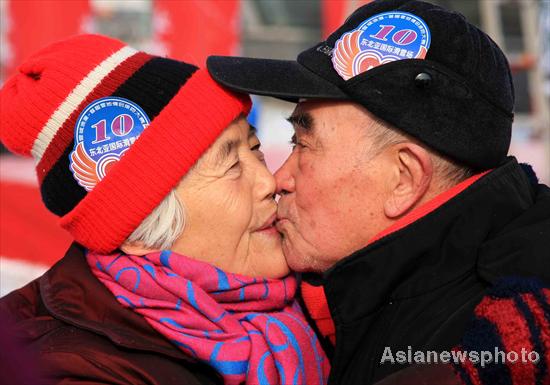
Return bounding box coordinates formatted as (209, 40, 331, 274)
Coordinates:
(0, 243, 222, 385)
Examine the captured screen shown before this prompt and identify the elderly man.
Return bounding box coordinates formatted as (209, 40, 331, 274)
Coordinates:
(208, 0, 550, 384)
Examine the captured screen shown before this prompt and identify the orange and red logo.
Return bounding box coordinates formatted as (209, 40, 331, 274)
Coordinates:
(332, 11, 431, 80)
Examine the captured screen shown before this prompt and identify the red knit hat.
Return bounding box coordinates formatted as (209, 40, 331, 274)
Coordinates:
(0, 34, 251, 253)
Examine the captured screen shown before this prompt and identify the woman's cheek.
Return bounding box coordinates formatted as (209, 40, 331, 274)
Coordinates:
(226, 178, 254, 213)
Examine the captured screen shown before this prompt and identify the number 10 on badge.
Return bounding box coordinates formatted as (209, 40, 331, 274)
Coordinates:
(69, 97, 151, 191)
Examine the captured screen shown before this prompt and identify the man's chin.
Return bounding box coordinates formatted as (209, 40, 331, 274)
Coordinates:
(279, 224, 328, 273)
(282, 246, 325, 274)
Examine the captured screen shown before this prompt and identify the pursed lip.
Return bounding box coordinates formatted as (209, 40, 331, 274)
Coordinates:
(276, 211, 289, 222)
(275, 217, 288, 231)
(256, 213, 277, 231)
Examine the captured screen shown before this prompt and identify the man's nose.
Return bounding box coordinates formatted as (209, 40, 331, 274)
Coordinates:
(274, 155, 296, 196)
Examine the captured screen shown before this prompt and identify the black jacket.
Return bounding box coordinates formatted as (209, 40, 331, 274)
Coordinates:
(321, 158, 550, 384)
(0, 244, 222, 385)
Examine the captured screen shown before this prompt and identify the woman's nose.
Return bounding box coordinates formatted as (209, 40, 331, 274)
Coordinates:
(255, 160, 277, 201)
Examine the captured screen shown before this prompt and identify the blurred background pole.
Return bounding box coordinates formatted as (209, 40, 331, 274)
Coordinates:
(518, 0, 550, 170)
(480, 0, 549, 179)
(480, 0, 504, 47)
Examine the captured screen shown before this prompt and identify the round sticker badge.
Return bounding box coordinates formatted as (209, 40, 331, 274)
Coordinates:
(69, 97, 150, 191)
(332, 11, 431, 80)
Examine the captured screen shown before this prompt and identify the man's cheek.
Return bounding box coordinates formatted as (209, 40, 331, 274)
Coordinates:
(297, 170, 331, 205)
(283, 198, 301, 225)
(279, 221, 312, 252)
(278, 219, 304, 247)
(278, 223, 300, 257)
(276, 219, 293, 237)
(295, 193, 327, 232)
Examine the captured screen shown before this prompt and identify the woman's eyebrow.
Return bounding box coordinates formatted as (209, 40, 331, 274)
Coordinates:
(213, 125, 256, 167)
(214, 139, 239, 166)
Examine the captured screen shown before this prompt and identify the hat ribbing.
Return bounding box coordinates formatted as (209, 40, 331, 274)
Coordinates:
(0, 34, 251, 253)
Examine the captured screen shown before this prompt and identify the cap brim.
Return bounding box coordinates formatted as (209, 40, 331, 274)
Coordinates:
(207, 56, 348, 102)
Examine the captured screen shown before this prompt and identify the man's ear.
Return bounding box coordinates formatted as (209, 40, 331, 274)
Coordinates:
(120, 241, 159, 256)
(384, 143, 433, 218)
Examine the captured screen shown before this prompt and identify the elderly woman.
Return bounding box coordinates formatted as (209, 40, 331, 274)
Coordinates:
(0, 35, 329, 385)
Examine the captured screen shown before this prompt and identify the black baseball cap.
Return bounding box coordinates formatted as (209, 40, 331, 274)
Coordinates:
(207, 0, 514, 169)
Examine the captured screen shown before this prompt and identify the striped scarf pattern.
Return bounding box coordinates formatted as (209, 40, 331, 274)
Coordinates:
(87, 250, 329, 385)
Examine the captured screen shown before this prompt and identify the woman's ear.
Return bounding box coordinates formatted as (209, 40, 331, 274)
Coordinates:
(384, 142, 433, 218)
(120, 241, 159, 256)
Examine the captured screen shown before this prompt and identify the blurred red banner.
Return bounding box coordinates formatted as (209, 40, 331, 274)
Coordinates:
(3, 0, 90, 80)
(1, 0, 89, 279)
(153, 0, 241, 66)
(0, 180, 72, 267)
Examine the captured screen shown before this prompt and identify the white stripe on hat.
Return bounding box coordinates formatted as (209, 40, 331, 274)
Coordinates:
(31, 45, 138, 161)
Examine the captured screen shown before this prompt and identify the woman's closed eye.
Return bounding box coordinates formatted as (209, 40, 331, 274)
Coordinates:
(225, 157, 241, 175)
(230, 160, 240, 169)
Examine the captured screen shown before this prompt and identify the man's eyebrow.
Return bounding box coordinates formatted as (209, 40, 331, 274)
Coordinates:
(286, 112, 314, 133)
(214, 139, 239, 166)
(248, 124, 257, 138)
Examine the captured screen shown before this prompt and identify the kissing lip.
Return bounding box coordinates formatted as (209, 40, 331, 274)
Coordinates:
(257, 213, 277, 231)
(276, 212, 289, 222)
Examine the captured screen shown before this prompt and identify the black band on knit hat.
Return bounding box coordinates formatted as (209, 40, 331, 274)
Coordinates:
(42, 57, 198, 216)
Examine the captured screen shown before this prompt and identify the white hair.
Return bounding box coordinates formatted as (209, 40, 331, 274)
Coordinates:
(365, 116, 476, 187)
(125, 188, 186, 250)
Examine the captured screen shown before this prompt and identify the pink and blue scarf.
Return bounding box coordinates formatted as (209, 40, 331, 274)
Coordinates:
(87, 250, 329, 385)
